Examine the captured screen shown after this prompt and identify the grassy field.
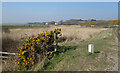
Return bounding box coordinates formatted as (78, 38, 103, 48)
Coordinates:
(31, 28, 118, 71)
(2, 25, 118, 71)
(46, 30, 118, 71)
(2, 25, 49, 29)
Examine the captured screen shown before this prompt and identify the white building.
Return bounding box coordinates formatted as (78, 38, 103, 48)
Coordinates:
(45, 22, 48, 25)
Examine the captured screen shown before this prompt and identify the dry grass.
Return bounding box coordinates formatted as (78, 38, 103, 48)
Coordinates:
(2, 55, 17, 71)
(2, 25, 109, 71)
(2, 25, 107, 52)
(2, 25, 107, 42)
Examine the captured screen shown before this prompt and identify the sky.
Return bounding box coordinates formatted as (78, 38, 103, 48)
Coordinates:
(1, 0, 120, 2)
(2, 2, 118, 24)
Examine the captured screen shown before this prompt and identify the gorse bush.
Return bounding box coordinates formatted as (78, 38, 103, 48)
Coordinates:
(17, 28, 61, 70)
(82, 20, 120, 26)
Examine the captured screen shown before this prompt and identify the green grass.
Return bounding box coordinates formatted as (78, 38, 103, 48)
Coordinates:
(1, 25, 49, 29)
(32, 28, 118, 71)
(43, 45, 78, 71)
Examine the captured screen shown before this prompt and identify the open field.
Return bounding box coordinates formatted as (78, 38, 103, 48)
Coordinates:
(2, 25, 118, 71)
(2, 25, 49, 29)
(44, 28, 118, 71)
(2, 25, 107, 52)
(2, 25, 107, 41)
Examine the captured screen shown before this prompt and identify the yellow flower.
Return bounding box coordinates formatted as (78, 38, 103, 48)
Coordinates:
(17, 62, 20, 64)
(23, 58, 26, 62)
(26, 62, 28, 65)
(17, 28, 62, 70)
(32, 62, 34, 64)
(30, 58, 32, 60)
(54, 49, 57, 52)
(22, 62, 25, 65)
(22, 51, 27, 55)
(31, 47, 34, 51)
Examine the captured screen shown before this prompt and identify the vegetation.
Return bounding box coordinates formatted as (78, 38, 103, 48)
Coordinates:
(15, 28, 117, 71)
(17, 28, 61, 70)
(2, 25, 118, 71)
(2, 25, 49, 29)
(42, 28, 118, 71)
(82, 20, 120, 26)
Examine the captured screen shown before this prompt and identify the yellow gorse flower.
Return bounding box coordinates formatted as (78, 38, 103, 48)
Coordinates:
(17, 28, 61, 70)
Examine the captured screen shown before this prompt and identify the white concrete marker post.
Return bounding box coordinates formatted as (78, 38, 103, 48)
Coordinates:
(88, 44, 94, 54)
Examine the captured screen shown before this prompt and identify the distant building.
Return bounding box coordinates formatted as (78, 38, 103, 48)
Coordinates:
(45, 22, 48, 25)
(45, 21, 55, 25)
(55, 22, 58, 25)
(55, 22, 62, 25)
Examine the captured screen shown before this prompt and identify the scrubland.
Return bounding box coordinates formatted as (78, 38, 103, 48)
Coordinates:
(2, 25, 118, 71)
